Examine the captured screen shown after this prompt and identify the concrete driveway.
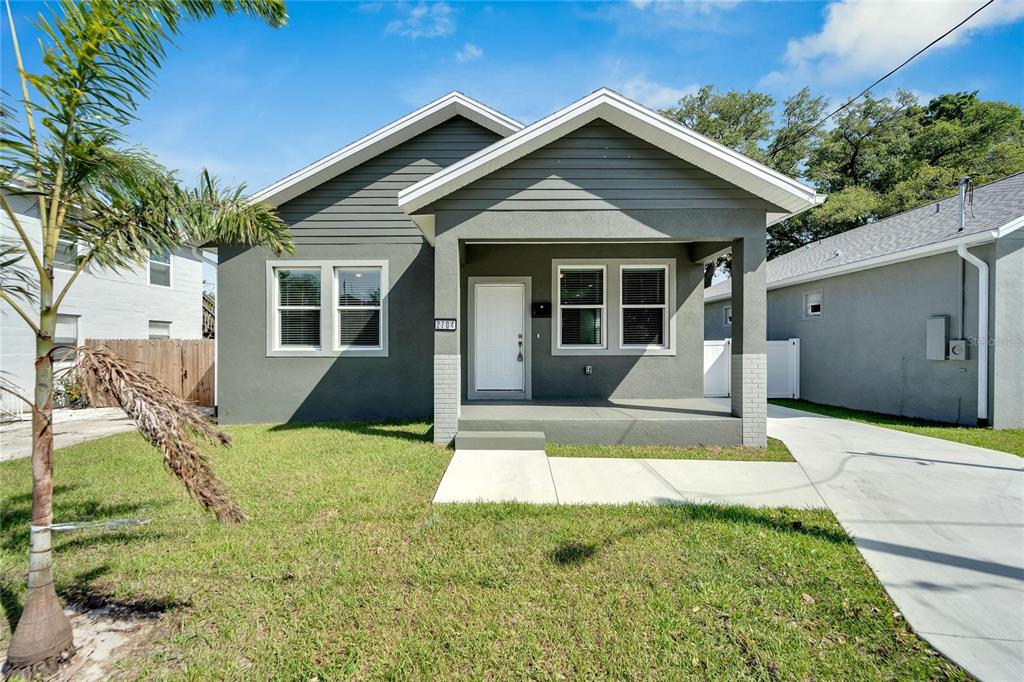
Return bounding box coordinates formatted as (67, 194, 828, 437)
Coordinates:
(769, 402, 1023, 682)
(0, 408, 137, 462)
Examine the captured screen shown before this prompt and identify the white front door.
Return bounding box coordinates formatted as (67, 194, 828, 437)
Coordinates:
(475, 283, 525, 391)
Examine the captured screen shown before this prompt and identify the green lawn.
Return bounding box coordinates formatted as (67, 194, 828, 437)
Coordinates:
(771, 399, 1024, 457)
(548, 437, 794, 461)
(0, 422, 965, 679)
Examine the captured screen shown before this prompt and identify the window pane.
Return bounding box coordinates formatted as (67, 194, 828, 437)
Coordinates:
(148, 321, 171, 339)
(560, 308, 602, 346)
(622, 268, 665, 305)
(278, 269, 320, 306)
(623, 308, 664, 345)
(337, 268, 381, 306)
(339, 309, 381, 347)
(150, 262, 171, 287)
(54, 239, 77, 270)
(149, 248, 171, 265)
(54, 314, 78, 345)
(280, 310, 320, 346)
(559, 269, 603, 305)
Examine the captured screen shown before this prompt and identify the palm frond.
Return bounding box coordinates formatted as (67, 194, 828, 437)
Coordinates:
(0, 238, 38, 303)
(73, 345, 247, 523)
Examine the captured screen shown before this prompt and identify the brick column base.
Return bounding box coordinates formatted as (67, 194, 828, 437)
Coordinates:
(732, 353, 767, 447)
(433, 354, 460, 445)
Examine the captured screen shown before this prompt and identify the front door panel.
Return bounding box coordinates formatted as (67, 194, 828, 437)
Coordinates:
(475, 284, 525, 391)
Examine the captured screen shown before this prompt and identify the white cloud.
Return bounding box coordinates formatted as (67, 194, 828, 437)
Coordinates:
(455, 42, 483, 63)
(386, 2, 456, 39)
(630, 0, 740, 14)
(620, 76, 698, 109)
(762, 0, 1024, 87)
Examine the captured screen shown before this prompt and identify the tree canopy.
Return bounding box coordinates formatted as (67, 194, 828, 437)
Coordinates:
(660, 86, 1024, 260)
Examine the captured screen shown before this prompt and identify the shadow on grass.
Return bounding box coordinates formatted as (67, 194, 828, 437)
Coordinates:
(267, 419, 434, 444)
(548, 504, 851, 568)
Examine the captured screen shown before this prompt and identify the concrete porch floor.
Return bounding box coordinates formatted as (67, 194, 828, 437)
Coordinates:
(458, 397, 742, 446)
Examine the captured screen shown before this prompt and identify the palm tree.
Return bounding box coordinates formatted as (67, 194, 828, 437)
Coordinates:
(0, 0, 291, 674)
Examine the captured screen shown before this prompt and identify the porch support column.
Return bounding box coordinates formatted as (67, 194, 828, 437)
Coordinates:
(433, 236, 461, 445)
(730, 235, 768, 447)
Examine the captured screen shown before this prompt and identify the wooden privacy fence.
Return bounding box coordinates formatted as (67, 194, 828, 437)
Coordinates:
(82, 339, 215, 407)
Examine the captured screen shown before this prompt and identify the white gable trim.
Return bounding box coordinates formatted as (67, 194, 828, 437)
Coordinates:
(250, 92, 522, 208)
(398, 88, 825, 218)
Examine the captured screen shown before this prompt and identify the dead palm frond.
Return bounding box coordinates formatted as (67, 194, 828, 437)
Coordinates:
(72, 345, 246, 523)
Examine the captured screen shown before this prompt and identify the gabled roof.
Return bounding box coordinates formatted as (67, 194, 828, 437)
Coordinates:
(250, 92, 522, 208)
(705, 172, 1024, 302)
(398, 87, 825, 221)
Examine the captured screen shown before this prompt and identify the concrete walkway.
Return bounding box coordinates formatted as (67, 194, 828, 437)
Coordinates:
(433, 450, 825, 508)
(0, 408, 137, 462)
(768, 403, 1024, 682)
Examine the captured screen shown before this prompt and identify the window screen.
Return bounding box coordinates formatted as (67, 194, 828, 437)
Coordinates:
(277, 268, 321, 347)
(54, 314, 79, 345)
(148, 320, 171, 339)
(621, 267, 667, 347)
(336, 267, 382, 348)
(54, 239, 77, 271)
(558, 267, 604, 347)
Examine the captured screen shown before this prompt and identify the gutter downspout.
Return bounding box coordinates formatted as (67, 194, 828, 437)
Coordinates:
(956, 243, 989, 425)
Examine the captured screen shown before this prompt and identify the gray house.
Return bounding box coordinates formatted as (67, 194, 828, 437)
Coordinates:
(705, 173, 1024, 429)
(216, 89, 824, 447)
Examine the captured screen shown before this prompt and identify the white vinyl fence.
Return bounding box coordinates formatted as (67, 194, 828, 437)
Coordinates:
(704, 339, 800, 399)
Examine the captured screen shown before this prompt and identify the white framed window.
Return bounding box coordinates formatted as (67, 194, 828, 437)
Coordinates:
(54, 238, 78, 271)
(266, 260, 389, 357)
(149, 248, 171, 287)
(724, 306, 732, 326)
(54, 314, 79, 346)
(335, 266, 383, 350)
(148, 320, 172, 339)
(274, 267, 322, 350)
(804, 290, 823, 318)
(557, 265, 606, 349)
(620, 265, 668, 349)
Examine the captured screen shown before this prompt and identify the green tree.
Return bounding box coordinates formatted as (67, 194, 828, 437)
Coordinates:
(0, 0, 291, 674)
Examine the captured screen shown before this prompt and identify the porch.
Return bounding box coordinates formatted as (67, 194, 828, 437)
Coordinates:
(457, 397, 741, 447)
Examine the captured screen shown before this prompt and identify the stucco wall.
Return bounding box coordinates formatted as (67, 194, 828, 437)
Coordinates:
(460, 243, 704, 400)
(217, 242, 434, 424)
(992, 233, 1024, 428)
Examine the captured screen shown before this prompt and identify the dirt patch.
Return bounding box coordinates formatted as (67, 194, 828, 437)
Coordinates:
(3, 607, 163, 681)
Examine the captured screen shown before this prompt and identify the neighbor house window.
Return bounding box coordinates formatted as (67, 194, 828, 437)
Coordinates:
(620, 265, 667, 348)
(148, 320, 171, 339)
(54, 238, 77, 271)
(804, 290, 823, 318)
(149, 248, 171, 287)
(54, 314, 79, 346)
(275, 268, 321, 349)
(724, 306, 733, 326)
(558, 266, 605, 348)
(335, 266, 382, 349)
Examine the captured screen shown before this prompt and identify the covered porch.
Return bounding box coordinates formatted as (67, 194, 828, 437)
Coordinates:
(458, 397, 741, 447)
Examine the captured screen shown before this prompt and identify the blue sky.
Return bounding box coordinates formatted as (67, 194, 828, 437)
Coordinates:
(2, 0, 1023, 193)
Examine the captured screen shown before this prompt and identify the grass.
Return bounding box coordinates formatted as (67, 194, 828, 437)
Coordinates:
(547, 437, 794, 461)
(0, 422, 965, 680)
(771, 398, 1024, 457)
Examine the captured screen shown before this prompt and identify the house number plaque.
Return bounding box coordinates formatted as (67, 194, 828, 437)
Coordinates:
(434, 318, 457, 332)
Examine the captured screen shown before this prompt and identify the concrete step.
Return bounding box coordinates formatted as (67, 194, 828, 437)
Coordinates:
(454, 430, 546, 451)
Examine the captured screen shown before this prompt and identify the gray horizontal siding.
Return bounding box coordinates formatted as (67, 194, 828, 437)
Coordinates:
(278, 116, 501, 244)
(435, 119, 774, 213)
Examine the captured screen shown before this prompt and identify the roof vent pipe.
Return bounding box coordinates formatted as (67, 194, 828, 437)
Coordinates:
(957, 177, 972, 232)
(956, 243, 988, 424)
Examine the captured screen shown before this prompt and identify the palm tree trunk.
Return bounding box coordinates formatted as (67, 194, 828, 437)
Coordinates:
(6, 276, 75, 673)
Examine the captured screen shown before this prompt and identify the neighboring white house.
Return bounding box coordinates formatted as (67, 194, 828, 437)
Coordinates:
(1, 193, 204, 415)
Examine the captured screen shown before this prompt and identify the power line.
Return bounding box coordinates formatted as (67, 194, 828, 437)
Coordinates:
(770, 0, 995, 159)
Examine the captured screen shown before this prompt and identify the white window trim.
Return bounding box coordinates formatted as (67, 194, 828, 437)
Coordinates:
(551, 258, 676, 357)
(619, 264, 669, 351)
(804, 289, 823, 319)
(555, 264, 607, 351)
(332, 262, 389, 354)
(265, 260, 389, 358)
(149, 249, 173, 288)
(724, 306, 732, 327)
